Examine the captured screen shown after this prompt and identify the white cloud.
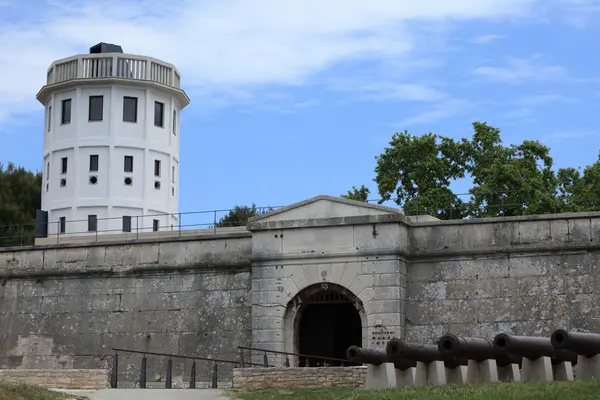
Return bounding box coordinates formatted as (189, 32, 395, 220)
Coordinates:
(0, 0, 582, 127)
(329, 80, 447, 102)
(394, 98, 472, 127)
(473, 56, 567, 84)
(518, 93, 578, 105)
(470, 34, 505, 44)
(550, 130, 595, 141)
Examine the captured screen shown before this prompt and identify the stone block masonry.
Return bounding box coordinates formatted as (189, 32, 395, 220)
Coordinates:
(232, 367, 366, 389)
(3, 195, 600, 387)
(0, 231, 254, 386)
(0, 369, 109, 389)
(405, 212, 600, 344)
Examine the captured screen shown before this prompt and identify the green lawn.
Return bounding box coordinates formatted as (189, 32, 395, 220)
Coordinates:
(227, 380, 600, 400)
(0, 384, 86, 400)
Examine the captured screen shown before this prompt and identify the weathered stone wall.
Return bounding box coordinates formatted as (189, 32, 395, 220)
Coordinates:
(232, 366, 366, 389)
(0, 368, 109, 389)
(4, 195, 600, 388)
(405, 213, 600, 343)
(248, 215, 407, 356)
(0, 231, 253, 386)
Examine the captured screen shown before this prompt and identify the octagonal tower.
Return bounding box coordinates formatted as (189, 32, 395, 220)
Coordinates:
(36, 42, 190, 239)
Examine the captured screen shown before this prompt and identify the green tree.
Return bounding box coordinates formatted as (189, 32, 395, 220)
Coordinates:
(465, 122, 560, 217)
(373, 130, 470, 219)
(215, 204, 273, 227)
(346, 121, 600, 220)
(0, 162, 42, 246)
(341, 185, 370, 202)
(556, 153, 600, 213)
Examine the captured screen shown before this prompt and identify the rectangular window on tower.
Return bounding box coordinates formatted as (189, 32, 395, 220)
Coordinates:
(89, 155, 99, 172)
(122, 216, 132, 233)
(154, 101, 164, 127)
(61, 157, 68, 174)
(123, 96, 138, 122)
(153, 219, 159, 232)
(172, 166, 175, 183)
(124, 156, 133, 173)
(89, 96, 104, 121)
(172, 110, 177, 135)
(59, 217, 66, 234)
(47, 106, 52, 131)
(154, 160, 161, 177)
(61, 99, 71, 124)
(88, 215, 97, 232)
(46, 162, 50, 180)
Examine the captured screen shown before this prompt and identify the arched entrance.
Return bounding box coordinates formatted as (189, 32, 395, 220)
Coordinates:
(288, 283, 363, 366)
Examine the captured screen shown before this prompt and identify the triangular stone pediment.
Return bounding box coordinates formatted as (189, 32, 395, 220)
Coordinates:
(249, 195, 403, 223)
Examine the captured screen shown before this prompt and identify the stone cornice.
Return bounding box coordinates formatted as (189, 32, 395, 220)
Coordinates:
(247, 214, 407, 231)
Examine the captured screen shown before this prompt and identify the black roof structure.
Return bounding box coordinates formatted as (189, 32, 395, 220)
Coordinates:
(89, 42, 124, 54)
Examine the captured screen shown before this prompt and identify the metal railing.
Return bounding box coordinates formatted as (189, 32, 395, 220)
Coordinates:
(0, 188, 587, 248)
(360, 189, 577, 220)
(237, 346, 360, 368)
(111, 348, 264, 389)
(0, 206, 281, 247)
(47, 53, 181, 88)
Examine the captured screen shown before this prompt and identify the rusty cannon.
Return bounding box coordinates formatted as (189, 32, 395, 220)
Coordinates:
(493, 333, 577, 381)
(346, 345, 416, 389)
(551, 329, 600, 379)
(437, 333, 521, 383)
(385, 338, 467, 386)
(346, 345, 416, 370)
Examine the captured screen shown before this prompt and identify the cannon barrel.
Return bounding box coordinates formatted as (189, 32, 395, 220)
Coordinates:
(438, 333, 520, 367)
(494, 333, 577, 364)
(346, 346, 388, 366)
(551, 329, 600, 358)
(386, 338, 467, 368)
(387, 338, 442, 364)
(346, 345, 417, 370)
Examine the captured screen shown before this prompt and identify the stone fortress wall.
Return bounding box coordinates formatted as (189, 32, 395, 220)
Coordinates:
(1, 195, 599, 385)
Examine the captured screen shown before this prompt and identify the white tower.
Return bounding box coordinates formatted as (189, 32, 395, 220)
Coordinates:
(36, 42, 190, 238)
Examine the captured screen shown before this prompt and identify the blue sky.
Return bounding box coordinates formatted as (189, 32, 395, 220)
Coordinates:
(1, 0, 600, 223)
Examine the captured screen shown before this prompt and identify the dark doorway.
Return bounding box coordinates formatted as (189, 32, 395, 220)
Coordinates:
(297, 292, 362, 366)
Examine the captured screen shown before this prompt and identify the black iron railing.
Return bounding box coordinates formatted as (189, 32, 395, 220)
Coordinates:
(111, 348, 263, 389)
(237, 346, 360, 368)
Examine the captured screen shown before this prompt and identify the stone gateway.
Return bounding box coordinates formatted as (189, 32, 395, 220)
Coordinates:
(1, 195, 600, 386)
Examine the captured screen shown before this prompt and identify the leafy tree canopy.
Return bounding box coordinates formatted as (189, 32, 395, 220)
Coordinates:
(343, 122, 600, 219)
(0, 162, 42, 246)
(215, 204, 273, 227)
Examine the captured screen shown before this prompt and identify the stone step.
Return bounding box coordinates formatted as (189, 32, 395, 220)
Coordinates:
(54, 389, 227, 400)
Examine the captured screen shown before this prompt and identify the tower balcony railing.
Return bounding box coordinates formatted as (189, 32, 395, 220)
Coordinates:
(46, 53, 181, 89)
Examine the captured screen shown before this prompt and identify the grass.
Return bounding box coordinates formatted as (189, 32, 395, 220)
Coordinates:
(0, 384, 87, 400)
(227, 380, 600, 399)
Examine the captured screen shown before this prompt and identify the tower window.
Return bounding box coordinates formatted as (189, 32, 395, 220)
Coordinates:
(172, 110, 177, 135)
(153, 219, 159, 232)
(154, 160, 161, 177)
(89, 95, 104, 121)
(46, 162, 50, 180)
(123, 96, 138, 122)
(61, 99, 71, 124)
(124, 155, 133, 173)
(88, 215, 97, 232)
(122, 216, 132, 233)
(172, 166, 175, 183)
(89, 155, 99, 172)
(47, 106, 52, 131)
(59, 217, 66, 234)
(154, 101, 164, 127)
(61, 157, 68, 174)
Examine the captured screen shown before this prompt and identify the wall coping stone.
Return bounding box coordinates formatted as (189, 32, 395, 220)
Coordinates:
(0, 230, 252, 253)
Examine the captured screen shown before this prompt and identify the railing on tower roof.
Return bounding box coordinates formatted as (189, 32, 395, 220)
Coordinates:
(45, 53, 182, 89)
